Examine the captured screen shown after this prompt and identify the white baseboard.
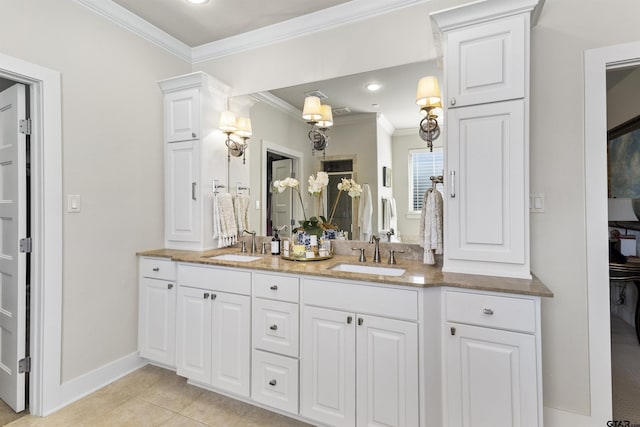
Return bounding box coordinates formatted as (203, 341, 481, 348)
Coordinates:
(46, 352, 147, 416)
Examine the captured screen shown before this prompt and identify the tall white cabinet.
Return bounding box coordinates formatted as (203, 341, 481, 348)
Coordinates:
(432, 0, 543, 279)
(159, 72, 229, 250)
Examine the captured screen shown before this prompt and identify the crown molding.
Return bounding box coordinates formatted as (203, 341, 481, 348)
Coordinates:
(73, 0, 192, 62)
(193, 0, 430, 63)
(77, 0, 431, 64)
(430, 0, 543, 32)
(251, 92, 303, 123)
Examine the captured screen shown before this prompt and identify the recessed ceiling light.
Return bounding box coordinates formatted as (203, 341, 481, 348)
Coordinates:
(365, 82, 381, 92)
(187, 0, 209, 4)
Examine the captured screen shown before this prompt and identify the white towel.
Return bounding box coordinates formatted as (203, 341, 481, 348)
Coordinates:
(419, 188, 443, 264)
(234, 194, 251, 237)
(358, 184, 373, 241)
(213, 193, 237, 248)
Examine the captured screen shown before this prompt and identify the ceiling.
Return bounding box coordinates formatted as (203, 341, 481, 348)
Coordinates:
(268, 60, 441, 131)
(112, 0, 353, 47)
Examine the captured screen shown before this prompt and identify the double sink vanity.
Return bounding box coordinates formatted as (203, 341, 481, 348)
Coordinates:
(137, 245, 551, 427)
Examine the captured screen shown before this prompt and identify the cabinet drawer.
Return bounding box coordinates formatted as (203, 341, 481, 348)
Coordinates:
(445, 290, 536, 333)
(253, 299, 299, 358)
(140, 257, 176, 281)
(178, 264, 251, 295)
(303, 278, 418, 321)
(251, 350, 299, 415)
(253, 273, 299, 303)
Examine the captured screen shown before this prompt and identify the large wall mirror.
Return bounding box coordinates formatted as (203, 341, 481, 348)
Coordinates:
(227, 59, 443, 243)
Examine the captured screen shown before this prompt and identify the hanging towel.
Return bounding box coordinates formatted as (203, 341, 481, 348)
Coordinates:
(419, 188, 443, 264)
(234, 194, 251, 237)
(213, 193, 237, 248)
(358, 184, 373, 241)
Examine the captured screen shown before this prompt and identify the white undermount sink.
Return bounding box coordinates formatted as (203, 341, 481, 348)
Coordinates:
(208, 254, 261, 262)
(330, 263, 406, 277)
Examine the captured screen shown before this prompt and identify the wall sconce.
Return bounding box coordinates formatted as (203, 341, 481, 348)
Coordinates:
(416, 76, 442, 152)
(302, 96, 333, 156)
(219, 110, 252, 164)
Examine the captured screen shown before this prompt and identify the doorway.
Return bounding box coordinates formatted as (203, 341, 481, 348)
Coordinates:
(0, 77, 30, 423)
(266, 151, 293, 237)
(321, 159, 355, 239)
(584, 40, 640, 425)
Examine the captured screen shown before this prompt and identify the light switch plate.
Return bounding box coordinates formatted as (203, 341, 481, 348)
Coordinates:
(67, 194, 81, 213)
(530, 193, 545, 213)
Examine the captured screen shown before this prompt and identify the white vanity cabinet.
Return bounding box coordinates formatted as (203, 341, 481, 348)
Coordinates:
(175, 264, 251, 397)
(443, 288, 542, 427)
(432, 0, 542, 280)
(138, 257, 177, 368)
(251, 273, 300, 414)
(301, 278, 419, 427)
(159, 72, 229, 250)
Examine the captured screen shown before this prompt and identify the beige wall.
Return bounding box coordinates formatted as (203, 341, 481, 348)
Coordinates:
(0, 0, 190, 381)
(607, 67, 640, 130)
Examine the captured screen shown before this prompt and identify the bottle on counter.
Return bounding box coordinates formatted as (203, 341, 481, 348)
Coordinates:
(271, 231, 281, 255)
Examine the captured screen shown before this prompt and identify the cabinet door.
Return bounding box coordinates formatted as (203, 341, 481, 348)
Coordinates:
(176, 286, 211, 384)
(301, 306, 356, 427)
(446, 15, 525, 108)
(211, 292, 251, 397)
(166, 140, 200, 243)
(164, 88, 200, 142)
(446, 100, 525, 265)
(446, 323, 539, 427)
(356, 315, 419, 427)
(138, 277, 176, 367)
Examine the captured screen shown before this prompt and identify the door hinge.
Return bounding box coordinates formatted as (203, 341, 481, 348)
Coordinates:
(19, 119, 31, 135)
(18, 357, 31, 373)
(19, 237, 32, 253)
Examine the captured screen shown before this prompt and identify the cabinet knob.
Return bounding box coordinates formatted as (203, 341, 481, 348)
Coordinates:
(451, 327, 456, 336)
(357, 317, 364, 326)
(152, 267, 160, 272)
(269, 324, 278, 331)
(211, 294, 217, 300)
(167, 284, 173, 289)
(203, 293, 209, 299)
(450, 97, 456, 106)
(192, 132, 197, 138)
(483, 308, 494, 315)
(269, 379, 277, 386)
(347, 316, 353, 324)
(270, 285, 278, 291)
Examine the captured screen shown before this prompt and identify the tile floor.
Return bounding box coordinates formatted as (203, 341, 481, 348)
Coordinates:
(6, 365, 311, 426)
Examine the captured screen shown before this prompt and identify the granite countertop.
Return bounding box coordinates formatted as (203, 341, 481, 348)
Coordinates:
(137, 247, 553, 298)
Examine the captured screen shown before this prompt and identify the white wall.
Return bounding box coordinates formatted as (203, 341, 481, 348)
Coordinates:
(0, 0, 190, 382)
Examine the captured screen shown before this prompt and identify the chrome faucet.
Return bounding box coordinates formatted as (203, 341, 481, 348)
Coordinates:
(243, 230, 257, 253)
(370, 235, 381, 263)
(386, 228, 395, 242)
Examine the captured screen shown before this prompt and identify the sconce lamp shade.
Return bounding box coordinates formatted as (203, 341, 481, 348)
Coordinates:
(608, 198, 640, 221)
(219, 110, 237, 132)
(416, 76, 441, 107)
(302, 96, 323, 121)
(316, 104, 333, 128)
(235, 117, 252, 137)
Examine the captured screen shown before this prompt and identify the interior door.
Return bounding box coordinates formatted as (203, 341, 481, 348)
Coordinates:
(272, 158, 292, 235)
(0, 83, 27, 412)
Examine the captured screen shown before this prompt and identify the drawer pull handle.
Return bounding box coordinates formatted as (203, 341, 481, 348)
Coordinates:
(269, 324, 278, 331)
(203, 293, 209, 299)
(357, 317, 364, 326)
(483, 308, 494, 315)
(269, 379, 277, 386)
(451, 327, 456, 336)
(347, 316, 353, 324)
(167, 284, 173, 290)
(270, 285, 278, 290)
(152, 267, 160, 272)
